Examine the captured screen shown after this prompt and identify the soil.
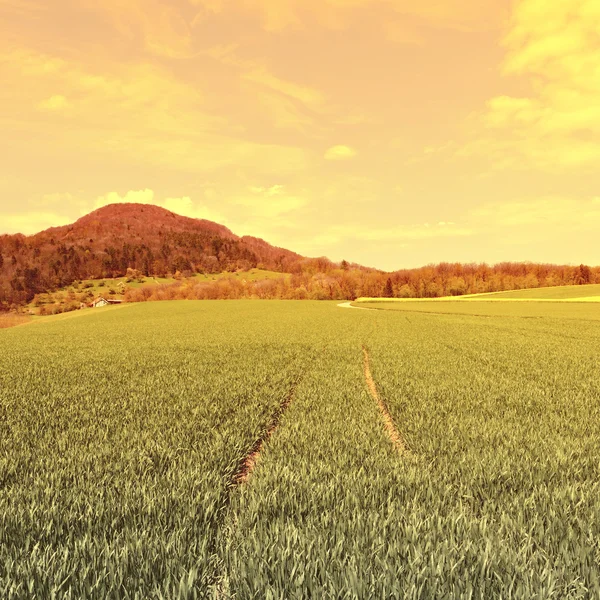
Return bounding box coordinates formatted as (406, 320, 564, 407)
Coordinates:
(362, 346, 407, 452)
(234, 384, 297, 484)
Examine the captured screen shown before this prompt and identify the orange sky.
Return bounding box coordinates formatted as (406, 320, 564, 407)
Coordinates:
(1, 0, 598, 269)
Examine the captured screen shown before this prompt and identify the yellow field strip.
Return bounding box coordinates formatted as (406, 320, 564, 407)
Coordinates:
(356, 296, 600, 303)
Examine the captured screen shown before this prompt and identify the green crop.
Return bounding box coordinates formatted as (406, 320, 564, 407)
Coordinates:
(1, 300, 599, 598)
(460, 283, 600, 300)
(357, 299, 600, 320)
(0, 302, 307, 598)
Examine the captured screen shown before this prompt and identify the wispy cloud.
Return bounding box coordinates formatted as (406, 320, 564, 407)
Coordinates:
(92, 189, 226, 223)
(461, 0, 600, 171)
(37, 94, 70, 111)
(324, 145, 357, 160)
(471, 196, 600, 229)
(0, 0, 46, 14)
(192, 0, 506, 33)
(1, 46, 310, 174)
(301, 221, 472, 245)
(233, 185, 308, 217)
(1, 212, 72, 235)
(81, 0, 194, 59)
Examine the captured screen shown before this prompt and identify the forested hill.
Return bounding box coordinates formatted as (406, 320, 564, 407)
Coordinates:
(1, 203, 598, 310)
(0, 203, 303, 307)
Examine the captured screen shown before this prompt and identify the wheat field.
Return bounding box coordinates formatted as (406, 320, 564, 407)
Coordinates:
(1, 300, 598, 598)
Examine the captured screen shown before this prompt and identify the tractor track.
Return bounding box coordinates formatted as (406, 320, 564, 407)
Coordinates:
(233, 379, 300, 485)
(362, 346, 407, 452)
(209, 373, 304, 597)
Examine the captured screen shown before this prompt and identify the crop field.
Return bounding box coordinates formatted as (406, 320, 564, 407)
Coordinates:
(356, 283, 600, 306)
(355, 299, 600, 321)
(460, 283, 600, 300)
(1, 300, 599, 598)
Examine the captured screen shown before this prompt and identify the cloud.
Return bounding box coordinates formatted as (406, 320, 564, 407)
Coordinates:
(90, 184, 312, 240)
(1, 46, 310, 175)
(470, 196, 600, 229)
(324, 145, 357, 160)
(37, 94, 70, 111)
(463, 0, 600, 171)
(1, 212, 72, 235)
(243, 67, 324, 107)
(249, 184, 284, 196)
(192, 0, 505, 33)
(204, 44, 326, 132)
(162, 196, 227, 223)
(91, 189, 227, 223)
(0, 189, 232, 236)
(93, 189, 155, 210)
(0, 0, 45, 15)
(80, 0, 194, 59)
(300, 221, 472, 245)
(234, 185, 308, 217)
(351, 222, 471, 242)
(205, 44, 324, 107)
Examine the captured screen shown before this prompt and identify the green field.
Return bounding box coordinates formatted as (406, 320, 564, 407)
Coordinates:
(1, 301, 599, 598)
(28, 269, 287, 313)
(461, 283, 600, 300)
(356, 283, 600, 304)
(355, 299, 600, 320)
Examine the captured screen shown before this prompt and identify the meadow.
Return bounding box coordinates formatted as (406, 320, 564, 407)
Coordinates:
(27, 269, 285, 315)
(1, 300, 599, 598)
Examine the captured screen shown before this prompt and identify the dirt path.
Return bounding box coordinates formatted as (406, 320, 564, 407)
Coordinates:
(362, 346, 407, 452)
(234, 382, 299, 485)
(209, 376, 303, 595)
(337, 302, 375, 310)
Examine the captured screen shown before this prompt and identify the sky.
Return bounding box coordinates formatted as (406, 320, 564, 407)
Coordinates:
(1, 0, 599, 270)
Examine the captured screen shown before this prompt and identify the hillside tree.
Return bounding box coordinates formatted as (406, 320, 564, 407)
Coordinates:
(384, 278, 394, 298)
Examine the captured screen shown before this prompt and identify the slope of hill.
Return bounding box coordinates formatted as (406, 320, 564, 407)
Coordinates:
(0, 203, 302, 307)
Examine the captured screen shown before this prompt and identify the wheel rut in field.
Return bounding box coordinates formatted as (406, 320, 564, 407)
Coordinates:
(362, 346, 407, 452)
(234, 380, 300, 485)
(210, 368, 313, 596)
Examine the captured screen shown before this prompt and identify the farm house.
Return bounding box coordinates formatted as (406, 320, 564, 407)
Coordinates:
(91, 297, 122, 308)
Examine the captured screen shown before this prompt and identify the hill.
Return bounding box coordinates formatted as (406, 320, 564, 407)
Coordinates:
(0, 203, 303, 307)
(1, 203, 599, 310)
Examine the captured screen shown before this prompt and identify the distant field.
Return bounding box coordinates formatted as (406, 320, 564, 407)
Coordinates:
(357, 283, 600, 304)
(461, 283, 600, 300)
(1, 301, 599, 597)
(355, 299, 600, 320)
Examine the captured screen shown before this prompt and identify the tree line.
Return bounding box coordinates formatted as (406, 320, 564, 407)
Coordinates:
(123, 260, 599, 303)
(0, 232, 299, 310)
(1, 228, 597, 310)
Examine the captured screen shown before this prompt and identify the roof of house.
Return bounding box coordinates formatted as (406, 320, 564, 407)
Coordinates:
(92, 297, 122, 305)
